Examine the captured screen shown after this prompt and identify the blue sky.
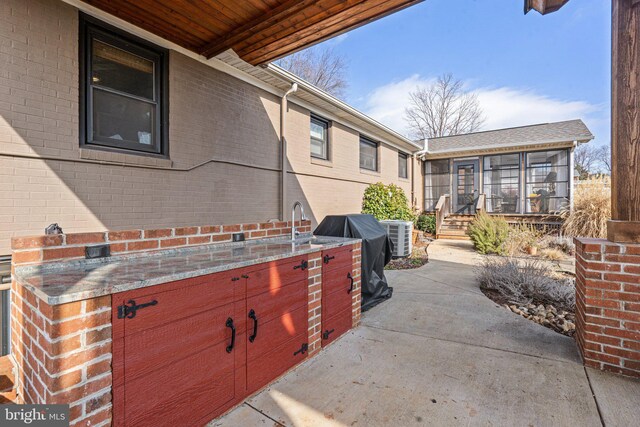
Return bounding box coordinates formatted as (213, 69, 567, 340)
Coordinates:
(315, 0, 611, 147)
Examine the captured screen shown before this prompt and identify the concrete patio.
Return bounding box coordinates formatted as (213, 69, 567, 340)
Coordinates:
(213, 240, 640, 427)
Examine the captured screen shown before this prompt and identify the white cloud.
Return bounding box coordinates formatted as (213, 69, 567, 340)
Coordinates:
(362, 75, 602, 138)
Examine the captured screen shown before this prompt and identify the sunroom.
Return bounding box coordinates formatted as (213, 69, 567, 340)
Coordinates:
(421, 120, 594, 217)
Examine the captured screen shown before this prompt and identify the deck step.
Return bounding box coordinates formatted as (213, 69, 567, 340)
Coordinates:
(0, 355, 17, 405)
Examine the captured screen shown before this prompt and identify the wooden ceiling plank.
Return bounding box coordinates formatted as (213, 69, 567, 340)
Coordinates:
(81, 0, 205, 50)
(231, 0, 370, 57)
(126, 0, 220, 42)
(245, 0, 422, 65)
(168, 0, 240, 36)
(201, 0, 322, 58)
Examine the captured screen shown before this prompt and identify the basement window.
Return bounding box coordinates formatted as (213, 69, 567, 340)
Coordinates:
(80, 15, 168, 156)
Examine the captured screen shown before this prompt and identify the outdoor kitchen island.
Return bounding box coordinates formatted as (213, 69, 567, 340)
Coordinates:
(9, 225, 362, 427)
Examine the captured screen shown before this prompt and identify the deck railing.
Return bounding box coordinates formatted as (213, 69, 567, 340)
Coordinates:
(476, 193, 486, 214)
(434, 194, 450, 237)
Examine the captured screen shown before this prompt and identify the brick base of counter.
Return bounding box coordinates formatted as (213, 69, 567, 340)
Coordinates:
(9, 220, 362, 425)
(11, 284, 113, 426)
(575, 238, 640, 378)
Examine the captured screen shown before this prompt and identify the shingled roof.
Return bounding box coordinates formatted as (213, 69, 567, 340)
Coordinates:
(426, 119, 593, 155)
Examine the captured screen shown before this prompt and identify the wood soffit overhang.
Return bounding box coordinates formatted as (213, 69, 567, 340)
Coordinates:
(80, 0, 423, 65)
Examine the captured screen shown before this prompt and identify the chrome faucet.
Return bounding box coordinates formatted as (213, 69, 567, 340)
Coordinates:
(291, 201, 307, 240)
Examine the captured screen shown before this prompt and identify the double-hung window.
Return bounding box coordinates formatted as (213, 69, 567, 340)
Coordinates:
(398, 152, 408, 179)
(359, 137, 378, 171)
(310, 115, 329, 160)
(80, 15, 168, 156)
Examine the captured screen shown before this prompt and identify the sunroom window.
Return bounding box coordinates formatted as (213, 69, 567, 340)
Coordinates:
(424, 159, 450, 211)
(81, 16, 168, 155)
(483, 154, 520, 214)
(525, 150, 570, 214)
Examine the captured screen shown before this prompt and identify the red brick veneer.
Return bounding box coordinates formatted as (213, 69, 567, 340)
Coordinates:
(575, 238, 640, 378)
(11, 221, 312, 266)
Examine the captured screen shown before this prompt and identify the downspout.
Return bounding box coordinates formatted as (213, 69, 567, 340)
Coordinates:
(280, 83, 298, 221)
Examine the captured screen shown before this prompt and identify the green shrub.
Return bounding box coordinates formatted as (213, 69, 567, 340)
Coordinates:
(362, 182, 415, 221)
(467, 211, 510, 254)
(415, 214, 436, 234)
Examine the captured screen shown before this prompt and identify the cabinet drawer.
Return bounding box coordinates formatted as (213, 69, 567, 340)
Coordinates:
(246, 256, 309, 298)
(247, 332, 309, 393)
(114, 270, 241, 336)
(322, 284, 352, 322)
(322, 265, 354, 297)
(246, 280, 307, 325)
(247, 304, 308, 362)
(321, 307, 352, 346)
(321, 245, 353, 272)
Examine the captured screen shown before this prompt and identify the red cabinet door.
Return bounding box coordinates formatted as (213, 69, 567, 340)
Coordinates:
(245, 262, 309, 394)
(112, 270, 245, 427)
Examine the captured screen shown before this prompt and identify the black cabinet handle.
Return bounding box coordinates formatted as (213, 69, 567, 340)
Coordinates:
(293, 260, 308, 270)
(231, 277, 240, 282)
(225, 317, 236, 353)
(322, 329, 335, 340)
(347, 273, 354, 294)
(248, 309, 258, 342)
(323, 255, 335, 264)
(241, 274, 249, 279)
(293, 343, 308, 356)
(117, 299, 157, 319)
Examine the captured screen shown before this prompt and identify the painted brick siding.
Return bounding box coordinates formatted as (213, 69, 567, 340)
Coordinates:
(0, 0, 418, 256)
(575, 238, 640, 378)
(286, 103, 414, 225)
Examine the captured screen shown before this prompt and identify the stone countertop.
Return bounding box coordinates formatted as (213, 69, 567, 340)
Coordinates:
(13, 235, 360, 306)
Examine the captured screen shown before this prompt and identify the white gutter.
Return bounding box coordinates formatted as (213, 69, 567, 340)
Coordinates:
(421, 136, 593, 159)
(267, 64, 423, 151)
(281, 83, 298, 221)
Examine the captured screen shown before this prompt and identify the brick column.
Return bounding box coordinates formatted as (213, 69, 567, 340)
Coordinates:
(307, 252, 323, 356)
(575, 238, 640, 377)
(351, 242, 362, 327)
(11, 284, 113, 425)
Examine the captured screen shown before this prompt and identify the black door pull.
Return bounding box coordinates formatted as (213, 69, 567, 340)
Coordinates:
(226, 317, 236, 353)
(347, 272, 354, 294)
(323, 255, 335, 264)
(322, 329, 335, 340)
(293, 260, 308, 270)
(293, 343, 308, 356)
(117, 299, 157, 319)
(248, 309, 258, 342)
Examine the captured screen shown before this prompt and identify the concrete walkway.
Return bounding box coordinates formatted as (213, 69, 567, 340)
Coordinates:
(213, 240, 640, 427)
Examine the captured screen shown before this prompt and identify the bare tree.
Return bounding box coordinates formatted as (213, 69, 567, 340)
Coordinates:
(597, 145, 611, 175)
(404, 74, 485, 140)
(276, 46, 348, 98)
(574, 144, 612, 178)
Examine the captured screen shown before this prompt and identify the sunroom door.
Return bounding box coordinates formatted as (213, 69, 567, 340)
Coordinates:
(453, 160, 479, 214)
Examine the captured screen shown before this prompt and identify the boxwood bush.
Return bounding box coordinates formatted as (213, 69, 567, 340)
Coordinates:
(361, 182, 414, 221)
(415, 214, 436, 234)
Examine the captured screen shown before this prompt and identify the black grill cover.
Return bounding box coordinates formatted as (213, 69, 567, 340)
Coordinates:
(314, 214, 393, 311)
